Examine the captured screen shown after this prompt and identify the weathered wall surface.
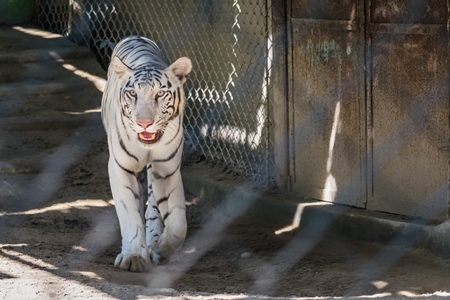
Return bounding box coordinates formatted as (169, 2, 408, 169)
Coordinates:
(290, 0, 449, 221)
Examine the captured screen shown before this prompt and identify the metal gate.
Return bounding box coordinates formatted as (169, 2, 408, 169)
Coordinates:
(290, 0, 449, 221)
(367, 0, 449, 220)
(290, 0, 366, 207)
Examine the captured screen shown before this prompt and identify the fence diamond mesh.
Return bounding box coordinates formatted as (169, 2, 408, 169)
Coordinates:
(34, 0, 276, 184)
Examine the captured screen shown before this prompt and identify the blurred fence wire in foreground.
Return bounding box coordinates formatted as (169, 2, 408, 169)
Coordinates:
(0, 0, 443, 299)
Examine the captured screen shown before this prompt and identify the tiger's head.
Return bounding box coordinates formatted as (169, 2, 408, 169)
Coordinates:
(112, 55, 192, 146)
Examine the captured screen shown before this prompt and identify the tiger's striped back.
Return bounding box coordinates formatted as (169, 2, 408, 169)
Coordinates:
(112, 36, 166, 70)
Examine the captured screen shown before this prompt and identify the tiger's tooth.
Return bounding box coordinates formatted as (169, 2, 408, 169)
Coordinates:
(139, 132, 156, 141)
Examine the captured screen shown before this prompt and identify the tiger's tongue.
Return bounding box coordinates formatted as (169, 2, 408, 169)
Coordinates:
(139, 132, 156, 141)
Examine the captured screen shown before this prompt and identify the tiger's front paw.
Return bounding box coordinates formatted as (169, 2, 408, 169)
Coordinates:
(114, 253, 149, 272)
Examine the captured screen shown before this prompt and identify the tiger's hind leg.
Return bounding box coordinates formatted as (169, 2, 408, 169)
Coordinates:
(144, 164, 164, 259)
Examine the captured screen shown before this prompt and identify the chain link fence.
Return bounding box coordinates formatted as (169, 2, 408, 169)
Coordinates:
(34, 0, 276, 184)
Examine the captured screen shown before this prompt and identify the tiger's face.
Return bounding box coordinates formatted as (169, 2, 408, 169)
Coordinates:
(113, 56, 192, 146)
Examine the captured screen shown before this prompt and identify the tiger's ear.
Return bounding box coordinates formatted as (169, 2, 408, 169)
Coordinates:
(169, 57, 192, 85)
(112, 56, 131, 81)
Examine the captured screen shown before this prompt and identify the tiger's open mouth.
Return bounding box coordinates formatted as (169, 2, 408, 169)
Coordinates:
(138, 131, 160, 144)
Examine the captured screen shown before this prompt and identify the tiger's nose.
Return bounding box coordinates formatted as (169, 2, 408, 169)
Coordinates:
(137, 121, 154, 129)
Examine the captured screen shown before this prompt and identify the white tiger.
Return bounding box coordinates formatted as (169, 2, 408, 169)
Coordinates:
(101, 35, 192, 272)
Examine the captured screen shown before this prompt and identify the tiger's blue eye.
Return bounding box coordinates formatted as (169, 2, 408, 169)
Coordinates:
(156, 90, 166, 99)
(126, 90, 137, 97)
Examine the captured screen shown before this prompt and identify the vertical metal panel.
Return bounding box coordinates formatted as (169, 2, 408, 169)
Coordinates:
(367, 0, 449, 221)
(291, 0, 366, 207)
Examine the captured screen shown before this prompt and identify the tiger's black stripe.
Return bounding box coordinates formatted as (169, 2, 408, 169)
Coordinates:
(152, 205, 160, 213)
(156, 188, 174, 206)
(120, 200, 128, 212)
(115, 36, 166, 70)
(118, 105, 131, 141)
(165, 116, 182, 146)
(152, 164, 180, 180)
(109, 133, 135, 175)
(125, 186, 140, 200)
(114, 155, 134, 175)
(175, 87, 181, 116)
(163, 212, 171, 221)
(130, 228, 139, 243)
(165, 88, 180, 118)
(153, 137, 183, 163)
(157, 195, 169, 206)
(164, 74, 172, 88)
(117, 119, 138, 161)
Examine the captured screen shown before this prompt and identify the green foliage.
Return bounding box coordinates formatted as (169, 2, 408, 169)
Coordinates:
(0, 0, 35, 25)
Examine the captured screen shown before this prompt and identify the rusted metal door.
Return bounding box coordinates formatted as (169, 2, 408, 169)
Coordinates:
(290, 1, 367, 207)
(290, 0, 449, 220)
(367, 0, 449, 220)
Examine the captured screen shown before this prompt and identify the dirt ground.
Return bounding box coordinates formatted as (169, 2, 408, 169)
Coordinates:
(2, 25, 450, 300)
(2, 136, 450, 299)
